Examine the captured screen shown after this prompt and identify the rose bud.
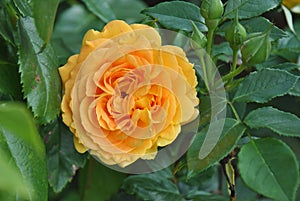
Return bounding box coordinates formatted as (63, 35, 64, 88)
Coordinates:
(201, 0, 224, 30)
(241, 31, 272, 66)
(200, 0, 224, 20)
(225, 17, 247, 50)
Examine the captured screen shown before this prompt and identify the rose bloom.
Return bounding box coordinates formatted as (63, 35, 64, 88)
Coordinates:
(59, 20, 199, 167)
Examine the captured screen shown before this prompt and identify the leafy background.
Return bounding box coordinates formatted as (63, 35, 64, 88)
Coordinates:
(0, 0, 300, 201)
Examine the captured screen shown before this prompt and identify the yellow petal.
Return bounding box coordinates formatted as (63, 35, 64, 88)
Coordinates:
(59, 55, 78, 86)
(101, 20, 133, 38)
(73, 136, 88, 153)
(157, 124, 181, 146)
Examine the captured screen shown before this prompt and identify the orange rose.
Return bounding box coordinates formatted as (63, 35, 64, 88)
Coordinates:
(59, 20, 199, 167)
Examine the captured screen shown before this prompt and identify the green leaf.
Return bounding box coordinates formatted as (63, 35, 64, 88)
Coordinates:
(233, 69, 298, 103)
(0, 3, 16, 45)
(255, 55, 287, 71)
(32, 0, 59, 43)
(0, 102, 48, 201)
(256, 62, 300, 71)
(79, 158, 126, 201)
(238, 138, 299, 201)
(218, 17, 286, 41)
(82, 0, 116, 23)
(187, 118, 246, 177)
(224, 0, 281, 19)
(0, 62, 21, 99)
(106, 0, 146, 23)
(275, 31, 300, 62)
(122, 168, 183, 201)
(212, 42, 232, 63)
(40, 118, 87, 193)
(141, 1, 206, 32)
(18, 16, 61, 124)
(12, 0, 32, 16)
(241, 17, 286, 41)
(51, 4, 103, 63)
(244, 106, 300, 137)
(289, 78, 300, 97)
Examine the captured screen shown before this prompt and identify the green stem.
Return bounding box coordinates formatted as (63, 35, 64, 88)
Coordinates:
(231, 49, 238, 72)
(222, 63, 247, 83)
(206, 27, 215, 56)
(198, 51, 209, 91)
(246, 130, 255, 144)
(227, 101, 241, 122)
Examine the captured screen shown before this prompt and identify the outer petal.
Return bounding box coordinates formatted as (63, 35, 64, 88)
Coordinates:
(73, 136, 88, 153)
(59, 55, 78, 86)
(59, 55, 79, 130)
(100, 20, 133, 38)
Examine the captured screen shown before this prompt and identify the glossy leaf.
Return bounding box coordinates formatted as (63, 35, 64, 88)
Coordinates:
(256, 62, 300, 71)
(240, 17, 286, 40)
(32, 0, 59, 43)
(233, 69, 298, 103)
(238, 138, 299, 201)
(244, 106, 300, 137)
(224, 0, 281, 19)
(18, 16, 61, 123)
(122, 168, 183, 201)
(82, 0, 116, 22)
(212, 42, 233, 63)
(275, 31, 300, 62)
(79, 158, 126, 201)
(141, 1, 206, 32)
(40, 118, 87, 193)
(0, 102, 48, 201)
(187, 118, 246, 177)
(289, 77, 300, 97)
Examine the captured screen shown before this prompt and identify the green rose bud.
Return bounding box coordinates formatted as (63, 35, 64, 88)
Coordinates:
(225, 19, 247, 50)
(191, 22, 207, 49)
(200, 0, 224, 20)
(241, 31, 272, 65)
